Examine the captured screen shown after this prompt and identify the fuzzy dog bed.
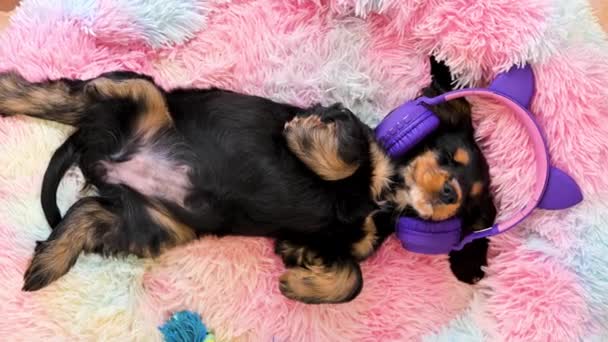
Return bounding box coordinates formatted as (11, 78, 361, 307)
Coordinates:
(0, 0, 607, 340)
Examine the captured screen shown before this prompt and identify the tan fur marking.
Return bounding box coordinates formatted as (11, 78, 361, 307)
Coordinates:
(2, 98, 33, 113)
(86, 78, 171, 139)
(0, 72, 22, 93)
(284, 115, 359, 181)
(431, 199, 461, 221)
(279, 262, 361, 303)
(146, 206, 195, 247)
(453, 148, 470, 165)
(471, 181, 484, 197)
(351, 214, 378, 261)
(369, 141, 394, 199)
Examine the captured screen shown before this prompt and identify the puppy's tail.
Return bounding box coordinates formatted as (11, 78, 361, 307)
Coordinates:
(41, 131, 82, 228)
(0, 71, 86, 125)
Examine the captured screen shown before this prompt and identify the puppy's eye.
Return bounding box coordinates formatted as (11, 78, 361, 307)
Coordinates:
(437, 152, 452, 166)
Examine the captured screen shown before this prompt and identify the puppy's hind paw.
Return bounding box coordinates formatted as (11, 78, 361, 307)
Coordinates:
(0, 70, 28, 117)
(22, 260, 56, 292)
(22, 241, 75, 292)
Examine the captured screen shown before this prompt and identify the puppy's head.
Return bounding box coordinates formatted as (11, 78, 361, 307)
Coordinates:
(384, 56, 497, 229)
(389, 129, 492, 223)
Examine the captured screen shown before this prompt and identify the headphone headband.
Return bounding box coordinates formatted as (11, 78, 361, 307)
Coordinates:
(377, 64, 583, 254)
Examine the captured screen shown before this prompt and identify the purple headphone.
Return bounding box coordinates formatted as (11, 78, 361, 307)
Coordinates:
(375, 65, 583, 255)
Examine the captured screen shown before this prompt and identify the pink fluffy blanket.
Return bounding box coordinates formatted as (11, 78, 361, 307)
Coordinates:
(0, 0, 607, 340)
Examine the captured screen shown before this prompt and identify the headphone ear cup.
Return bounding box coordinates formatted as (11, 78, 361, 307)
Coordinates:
(374, 101, 440, 158)
(395, 217, 462, 254)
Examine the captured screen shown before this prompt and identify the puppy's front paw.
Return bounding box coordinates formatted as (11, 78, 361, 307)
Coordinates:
(284, 114, 325, 132)
(316, 103, 354, 124)
(448, 238, 489, 284)
(449, 258, 485, 284)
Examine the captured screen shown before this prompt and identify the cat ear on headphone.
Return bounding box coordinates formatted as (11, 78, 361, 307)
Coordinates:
(538, 166, 583, 210)
(489, 64, 535, 109)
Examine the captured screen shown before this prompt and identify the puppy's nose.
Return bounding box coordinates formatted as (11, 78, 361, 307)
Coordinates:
(439, 182, 457, 204)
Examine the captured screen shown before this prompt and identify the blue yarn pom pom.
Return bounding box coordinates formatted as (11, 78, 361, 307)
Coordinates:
(159, 310, 211, 342)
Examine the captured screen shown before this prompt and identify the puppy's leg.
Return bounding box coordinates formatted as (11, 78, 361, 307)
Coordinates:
(283, 108, 369, 181)
(83, 77, 172, 140)
(22, 197, 118, 291)
(0, 71, 168, 135)
(275, 213, 390, 268)
(23, 195, 196, 291)
(350, 212, 384, 261)
(0, 71, 87, 124)
(276, 241, 363, 304)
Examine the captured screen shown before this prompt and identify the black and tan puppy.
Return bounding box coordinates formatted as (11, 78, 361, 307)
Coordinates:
(0, 58, 495, 304)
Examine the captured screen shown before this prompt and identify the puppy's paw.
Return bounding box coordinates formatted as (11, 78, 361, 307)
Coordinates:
(284, 114, 325, 132)
(22, 240, 77, 292)
(316, 103, 354, 124)
(0, 70, 25, 88)
(83, 77, 114, 99)
(278, 261, 362, 304)
(279, 268, 326, 304)
(22, 244, 57, 291)
(0, 70, 27, 117)
(448, 238, 489, 284)
(283, 114, 335, 154)
(278, 269, 303, 301)
(449, 259, 485, 284)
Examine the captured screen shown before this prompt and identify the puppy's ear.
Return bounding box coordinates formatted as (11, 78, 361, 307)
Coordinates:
(429, 56, 454, 92)
(422, 56, 473, 128)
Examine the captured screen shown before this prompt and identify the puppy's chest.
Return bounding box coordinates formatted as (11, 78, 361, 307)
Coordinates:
(99, 147, 192, 206)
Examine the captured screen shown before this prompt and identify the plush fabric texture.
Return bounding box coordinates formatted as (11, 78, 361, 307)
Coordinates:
(0, 0, 607, 340)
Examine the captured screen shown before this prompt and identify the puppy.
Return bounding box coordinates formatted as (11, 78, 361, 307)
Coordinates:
(0, 57, 495, 303)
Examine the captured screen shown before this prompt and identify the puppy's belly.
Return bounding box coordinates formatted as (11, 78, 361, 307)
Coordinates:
(99, 149, 192, 206)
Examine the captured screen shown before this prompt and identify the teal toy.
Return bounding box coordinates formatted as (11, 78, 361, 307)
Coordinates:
(159, 310, 215, 342)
